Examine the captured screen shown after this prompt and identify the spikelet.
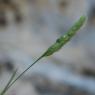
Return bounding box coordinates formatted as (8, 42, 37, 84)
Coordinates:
(42, 16, 86, 56)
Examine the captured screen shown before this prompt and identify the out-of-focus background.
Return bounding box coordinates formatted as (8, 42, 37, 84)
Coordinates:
(1, 0, 95, 95)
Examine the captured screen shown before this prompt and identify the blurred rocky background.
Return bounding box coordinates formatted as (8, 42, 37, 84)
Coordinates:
(0, 0, 95, 95)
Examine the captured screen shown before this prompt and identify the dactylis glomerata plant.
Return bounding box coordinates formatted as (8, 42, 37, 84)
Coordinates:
(0, 16, 86, 95)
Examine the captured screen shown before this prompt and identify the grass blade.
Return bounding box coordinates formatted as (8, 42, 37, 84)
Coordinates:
(0, 69, 17, 95)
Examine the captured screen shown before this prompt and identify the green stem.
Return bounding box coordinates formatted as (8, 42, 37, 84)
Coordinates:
(7, 55, 44, 91)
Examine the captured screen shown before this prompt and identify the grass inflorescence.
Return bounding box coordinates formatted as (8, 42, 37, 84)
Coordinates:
(0, 16, 86, 95)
